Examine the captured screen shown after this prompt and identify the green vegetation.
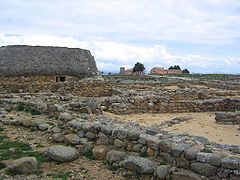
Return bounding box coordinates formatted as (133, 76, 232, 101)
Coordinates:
(0, 148, 50, 163)
(46, 122, 55, 126)
(0, 135, 7, 143)
(133, 62, 145, 74)
(201, 148, 213, 153)
(139, 152, 148, 157)
(6, 168, 44, 176)
(5, 108, 12, 113)
(107, 165, 119, 171)
(182, 68, 190, 74)
(169, 65, 181, 70)
(0, 127, 4, 131)
(28, 109, 42, 115)
(33, 142, 45, 148)
(83, 147, 95, 160)
(159, 162, 168, 166)
(0, 162, 6, 169)
(14, 104, 42, 115)
(48, 172, 71, 180)
(16, 104, 25, 111)
(0, 137, 49, 163)
(47, 115, 55, 119)
(0, 141, 32, 151)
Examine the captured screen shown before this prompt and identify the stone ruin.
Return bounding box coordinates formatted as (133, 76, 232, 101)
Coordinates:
(0, 60, 240, 179)
(0, 45, 99, 83)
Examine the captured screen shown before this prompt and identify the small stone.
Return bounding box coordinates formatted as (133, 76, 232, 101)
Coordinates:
(190, 162, 217, 177)
(51, 133, 65, 143)
(96, 132, 110, 145)
(185, 146, 203, 160)
(155, 165, 171, 180)
(146, 147, 155, 157)
(112, 127, 128, 140)
(172, 143, 192, 158)
(128, 130, 144, 140)
(221, 156, 240, 170)
(77, 130, 85, 138)
(65, 134, 85, 145)
(92, 145, 108, 160)
(114, 139, 124, 148)
(38, 123, 50, 131)
(159, 141, 172, 153)
(58, 112, 72, 121)
(171, 170, 201, 180)
(85, 132, 96, 139)
(122, 155, 156, 174)
(7, 157, 38, 174)
(22, 120, 33, 127)
(132, 144, 143, 152)
(47, 145, 79, 162)
(106, 150, 127, 164)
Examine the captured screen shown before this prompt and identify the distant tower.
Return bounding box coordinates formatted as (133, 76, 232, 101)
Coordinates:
(119, 67, 125, 74)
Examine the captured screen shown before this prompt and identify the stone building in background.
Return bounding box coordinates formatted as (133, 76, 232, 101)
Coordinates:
(119, 67, 133, 75)
(150, 67, 182, 74)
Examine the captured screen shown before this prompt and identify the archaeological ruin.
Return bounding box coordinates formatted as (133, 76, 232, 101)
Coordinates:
(0, 45, 98, 84)
(0, 49, 239, 179)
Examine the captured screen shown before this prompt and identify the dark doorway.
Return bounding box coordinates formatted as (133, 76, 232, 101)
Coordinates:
(56, 76, 66, 82)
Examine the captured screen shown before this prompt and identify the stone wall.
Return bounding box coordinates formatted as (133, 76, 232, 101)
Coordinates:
(0, 75, 79, 84)
(0, 80, 118, 97)
(215, 111, 240, 125)
(103, 97, 240, 114)
(1, 96, 240, 116)
(1, 117, 239, 179)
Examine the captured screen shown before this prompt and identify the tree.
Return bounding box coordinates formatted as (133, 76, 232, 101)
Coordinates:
(182, 69, 190, 74)
(169, 65, 181, 70)
(133, 62, 145, 74)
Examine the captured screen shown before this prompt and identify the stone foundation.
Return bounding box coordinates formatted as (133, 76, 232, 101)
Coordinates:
(215, 111, 240, 124)
(1, 117, 240, 179)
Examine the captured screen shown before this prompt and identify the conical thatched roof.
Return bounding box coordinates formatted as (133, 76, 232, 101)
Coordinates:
(0, 45, 98, 78)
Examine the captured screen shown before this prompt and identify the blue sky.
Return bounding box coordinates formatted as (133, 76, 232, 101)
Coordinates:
(0, 0, 240, 74)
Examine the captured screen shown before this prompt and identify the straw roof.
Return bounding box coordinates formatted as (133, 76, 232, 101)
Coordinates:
(0, 45, 98, 78)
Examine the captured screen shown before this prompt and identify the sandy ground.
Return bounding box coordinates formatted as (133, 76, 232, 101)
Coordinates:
(105, 112, 240, 145)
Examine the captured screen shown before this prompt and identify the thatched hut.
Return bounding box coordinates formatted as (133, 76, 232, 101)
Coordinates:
(0, 45, 98, 83)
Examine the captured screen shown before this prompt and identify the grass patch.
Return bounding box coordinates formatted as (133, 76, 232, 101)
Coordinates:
(201, 149, 213, 153)
(46, 122, 55, 126)
(33, 142, 44, 148)
(159, 162, 168, 166)
(0, 138, 49, 163)
(48, 172, 71, 180)
(0, 150, 50, 163)
(83, 147, 95, 160)
(16, 104, 25, 111)
(47, 115, 55, 119)
(6, 169, 17, 176)
(28, 109, 42, 115)
(0, 127, 4, 132)
(107, 165, 119, 171)
(5, 108, 12, 113)
(32, 170, 44, 175)
(0, 136, 7, 143)
(0, 162, 6, 169)
(0, 141, 32, 151)
(139, 152, 148, 157)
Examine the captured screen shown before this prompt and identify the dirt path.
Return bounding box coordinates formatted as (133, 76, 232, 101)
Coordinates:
(105, 112, 240, 145)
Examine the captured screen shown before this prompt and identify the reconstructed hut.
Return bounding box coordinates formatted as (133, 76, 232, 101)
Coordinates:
(0, 45, 98, 83)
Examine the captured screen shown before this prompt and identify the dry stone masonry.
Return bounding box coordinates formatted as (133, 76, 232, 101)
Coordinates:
(1, 74, 240, 179)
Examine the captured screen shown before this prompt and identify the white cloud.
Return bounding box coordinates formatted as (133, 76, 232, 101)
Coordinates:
(0, 0, 240, 45)
(0, 34, 239, 74)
